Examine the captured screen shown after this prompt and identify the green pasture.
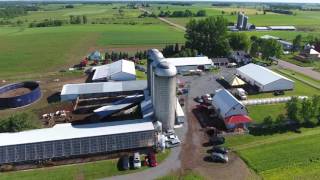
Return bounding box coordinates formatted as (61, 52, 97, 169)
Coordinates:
(0, 150, 170, 180)
(0, 24, 184, 78)
(247, 103, 286, 124)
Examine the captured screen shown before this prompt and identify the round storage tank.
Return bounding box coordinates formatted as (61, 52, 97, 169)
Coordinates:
(147, 49, 164, 93)
(154, 61, 177, 131)
(0, 81, 41, 108)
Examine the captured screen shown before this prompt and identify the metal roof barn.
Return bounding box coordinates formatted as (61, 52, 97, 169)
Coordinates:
(164, 57, 213, 67)
(268, 26, 296, 31)
(0, 119, 155, 164)
(91, 60, 136, 81)
(212, 89, 247, 119)
(236, 63, 294, 92)
(60, 80, 147, 101)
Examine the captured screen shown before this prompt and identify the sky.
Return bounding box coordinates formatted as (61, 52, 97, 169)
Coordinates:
(0, 0, 319, 3)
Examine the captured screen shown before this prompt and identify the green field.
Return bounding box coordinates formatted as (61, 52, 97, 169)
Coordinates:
(0, 24, 184, 78)
(225, 127, 320, 179)
(0, 150, 170, 180)
(157, 170, 205, 180)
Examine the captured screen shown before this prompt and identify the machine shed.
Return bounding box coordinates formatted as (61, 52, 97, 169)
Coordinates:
(236, 63, 294, 92)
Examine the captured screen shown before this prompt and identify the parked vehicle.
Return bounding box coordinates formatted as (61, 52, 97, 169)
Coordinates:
(194, 96, 204, 103)
(234, 88, 247, 100)
(210, 136, 225, 145)
(274, 90, 285, 96)
(211, 146, 228, 154)
(211, 152, 228, 163)
(133, 152, 141, 169)
(120, 155, 130, 170)
(165, 135, 181, 148)
(145, 153, 158, 167)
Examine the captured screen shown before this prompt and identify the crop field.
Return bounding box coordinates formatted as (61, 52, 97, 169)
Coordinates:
(0, 24, 184, 78)
(225, 127, 320, 179)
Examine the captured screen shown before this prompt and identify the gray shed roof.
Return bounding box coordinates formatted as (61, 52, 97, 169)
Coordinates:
(212, 89, 244, 117)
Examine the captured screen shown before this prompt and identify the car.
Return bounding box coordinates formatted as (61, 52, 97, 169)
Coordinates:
(212, 146, 228, 154)
(210, 136, 225, 145)
(274, 90, 285, 96)
(119, 155, 130, 170)
(145, 153, 158, 167)
(165, 137, 181, 148)
(194, 96, 204, 103)
(211, 152, 228, 163)
(133, 152, 141, 169)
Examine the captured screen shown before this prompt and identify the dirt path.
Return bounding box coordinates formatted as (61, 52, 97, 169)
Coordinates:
(277, 59, 320, 81)
(139, 8, 186, 31)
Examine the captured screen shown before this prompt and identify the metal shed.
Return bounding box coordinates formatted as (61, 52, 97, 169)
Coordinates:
(237, 63, 294, 92)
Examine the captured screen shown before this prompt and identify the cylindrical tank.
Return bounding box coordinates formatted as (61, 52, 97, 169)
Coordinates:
(243, 16, 248, 30)
(154, 61, 177, 131)
(237, 13, 244, 29)
(147, 49, 164, 94)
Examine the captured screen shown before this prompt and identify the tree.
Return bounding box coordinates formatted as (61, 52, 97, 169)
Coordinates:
(286, 97, 299, 122)
(228, 33, 250, 51)
(260, 39, 283, 60)
(300, 98, 313, 123)
(174, 43, 179, 53)
(196, 10, 206, 17)
(292, 34, 302, 51)
(185, 16, 230, 58)
(184, 9, 193, 17)
(311, 95, 320, 119)
(82, 15, 88, 24)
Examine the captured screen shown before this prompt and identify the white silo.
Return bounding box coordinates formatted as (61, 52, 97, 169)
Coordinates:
(154, 61, 177, 131)
(147, 49, 164, 94)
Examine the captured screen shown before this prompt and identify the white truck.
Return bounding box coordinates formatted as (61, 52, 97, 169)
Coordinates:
(234, 88, 247, 100)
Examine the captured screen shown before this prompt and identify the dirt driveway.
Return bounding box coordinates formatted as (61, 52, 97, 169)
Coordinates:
(179, 72, 259, 180)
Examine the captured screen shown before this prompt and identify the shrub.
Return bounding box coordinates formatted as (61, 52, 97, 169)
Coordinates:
(0, 112, 41, 133)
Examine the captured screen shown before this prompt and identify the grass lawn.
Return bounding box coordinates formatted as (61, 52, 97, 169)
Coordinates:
(0, 150, 171, 180)
(136, 70, 147, 80)
(275, 68, 320, 88)
(247, 104, 286, 124)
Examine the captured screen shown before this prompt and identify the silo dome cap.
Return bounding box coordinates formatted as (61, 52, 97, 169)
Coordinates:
(155, 61, 177, 77)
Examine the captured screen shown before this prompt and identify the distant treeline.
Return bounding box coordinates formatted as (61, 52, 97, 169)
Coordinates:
(212, 3, 232, 7)
(158, 2, 193, 6)
(29, 19, 64, 28)
(265, 9, 294, 15)
(0, 5, 39, 18)
(158, 10, 206, 18)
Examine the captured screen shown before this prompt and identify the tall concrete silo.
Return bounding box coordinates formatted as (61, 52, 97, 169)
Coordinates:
(243, 16, 248, 30)
(154, 61, 177, 131)
(237, 13, 244, 30)
(147, 49, 164, 94)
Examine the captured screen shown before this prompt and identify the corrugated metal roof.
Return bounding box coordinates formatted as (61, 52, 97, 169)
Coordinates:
(61, 80, 147, 96)
(164, 57, 213, 67)
(0, 119, 154, 146)
(237, 63, 293, 86)
(92, 60, 136, 81)
(212, 89, 243, 117)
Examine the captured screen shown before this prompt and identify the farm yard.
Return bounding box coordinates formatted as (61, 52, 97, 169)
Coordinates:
(1, 1, 320, 180)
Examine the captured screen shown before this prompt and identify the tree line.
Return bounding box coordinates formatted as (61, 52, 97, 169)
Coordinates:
(161, 43, 197, 58)
(104, 50, 147, 61)
(158, 9, 206, 17)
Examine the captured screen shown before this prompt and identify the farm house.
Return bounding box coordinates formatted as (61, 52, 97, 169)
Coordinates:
(91, 60, 136, 82)
(0, 119, 155, 165)
(212, 89, 250, 130)
(237, 63, 294, 92)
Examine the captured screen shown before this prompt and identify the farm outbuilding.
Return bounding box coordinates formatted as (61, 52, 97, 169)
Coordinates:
(212, 89, 248, 119)
(0, 119, 155, 165)
(60, 80, 147, 101)
(236, 63, 294, 92)
(88, 51, 102, 61)
(91, 60, 136, 82)
(164, 56, 213, 73)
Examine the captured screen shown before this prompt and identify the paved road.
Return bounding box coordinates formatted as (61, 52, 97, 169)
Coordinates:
(277, 59, 320, 81)
(139, 7, 186, 31)
(104, 95, 189, 180)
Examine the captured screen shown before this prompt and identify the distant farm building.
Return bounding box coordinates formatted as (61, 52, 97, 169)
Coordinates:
(164, 56, 213, 73)
(91, 60, 136, 82)
(212, 89, 250, 130)
(88, 51, 103, 61)
(237, 63, 294, 92)
(268, 26, 296, 31)
(230, 51, 252, 65)
(212, 58, 230, 67)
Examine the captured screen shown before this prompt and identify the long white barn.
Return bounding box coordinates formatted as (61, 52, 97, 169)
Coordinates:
(237, 63, 294, 92)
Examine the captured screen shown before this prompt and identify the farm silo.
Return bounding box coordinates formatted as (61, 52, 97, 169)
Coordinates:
(154, 61, 177, 131)
(147, 49, 164, 94)
(237, 13, 244, 29)
(243, 15, 249, 30)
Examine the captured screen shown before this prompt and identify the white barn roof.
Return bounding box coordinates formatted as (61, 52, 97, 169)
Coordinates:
(212, 89, 246, 118)
(164, 57, 213, 67)
(92, 60, 136, 81)
(268, 26, 296, 30)
(61, 80, 147, 100)
(0, 119, 154, 147)
(237, 63, 293, 86)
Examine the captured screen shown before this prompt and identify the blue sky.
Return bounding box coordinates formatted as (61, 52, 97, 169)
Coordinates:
(0, 0, 319, 3)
